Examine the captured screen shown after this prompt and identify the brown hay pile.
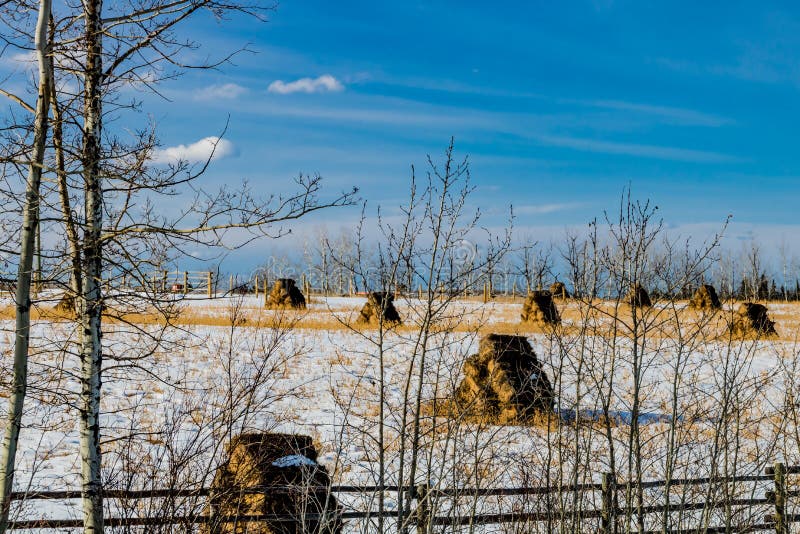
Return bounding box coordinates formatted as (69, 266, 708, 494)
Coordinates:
(356, 292, 401, 325)
(265, 279, 306, 310)
(202, 433, 342, 534)
(626, 283, 652, 308)
(520, 290, 560, 325)
(730, 302, 777, 337)
(689, 284, 721, 311)
(549, 281, 569, 299)
(53, 293, 76, 317)
(455, 334, 554, 425)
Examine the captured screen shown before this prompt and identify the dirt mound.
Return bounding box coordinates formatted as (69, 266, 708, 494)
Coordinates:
(730, 302, 777, 337)
(455, 334, 555, 424)
(520, 290, 560, 325)
(202, 433, 342, 534)
(265, 279, 306, 310)
(626, 283, 652, 308)
(356, 292, 401, 325)
(549, 281, 569, 299)
(689, 284, 721, 310)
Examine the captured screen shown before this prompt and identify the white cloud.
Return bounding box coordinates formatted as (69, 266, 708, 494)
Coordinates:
(193, 83, 248, 101)
(10, 51, 36, 63)
(151, 136, 235, 165)
(267, 74, 344, 95)
(0, 51, 36, 70)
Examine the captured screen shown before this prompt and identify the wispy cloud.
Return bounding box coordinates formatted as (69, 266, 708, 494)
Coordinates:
(583, 99, 733, 127)
(247, 98, 488, 127)
(151, 136, 235, 164)
(193, 83, 248, 100)
(240, 97, 738, 163)
(356, 73, 731, 130)
(655, 54, 797, 86)
(514, 202, 584, 215)
(653, 13, 800, 87)
(268, 74, 344, 95)
(534, 134, 740, 163)
(0, 50, 36, 70)
(8, 51, 35, 63)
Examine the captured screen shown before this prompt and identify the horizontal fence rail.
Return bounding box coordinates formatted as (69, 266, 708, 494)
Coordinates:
(14, 267, 800, 305)
(7, 463, 798, 532)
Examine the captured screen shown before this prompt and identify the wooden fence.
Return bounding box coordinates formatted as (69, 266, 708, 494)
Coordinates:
(134, 270, 514, 303)
(1, 268, 524, 303)
(6, 463, 799, 532)
(131, 270, 214, 296)
(127, 271, 319, 300)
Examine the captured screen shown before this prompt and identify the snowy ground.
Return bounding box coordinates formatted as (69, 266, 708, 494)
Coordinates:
(2, 294, 798, 531)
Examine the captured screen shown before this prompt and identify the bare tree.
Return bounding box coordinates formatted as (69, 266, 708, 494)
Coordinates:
(0, 1, 357, 531)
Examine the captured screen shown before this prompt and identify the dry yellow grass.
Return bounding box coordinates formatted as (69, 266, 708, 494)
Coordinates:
(7, 296, 799, 341)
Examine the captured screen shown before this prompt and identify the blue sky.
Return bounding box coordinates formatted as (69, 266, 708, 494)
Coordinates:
(6, 1, 800, 268)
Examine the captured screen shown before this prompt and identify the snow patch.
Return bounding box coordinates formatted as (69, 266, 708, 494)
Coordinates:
(271, 455, 317, 468)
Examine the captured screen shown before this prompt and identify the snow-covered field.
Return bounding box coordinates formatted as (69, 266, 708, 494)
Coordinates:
(3, 294, 799, 531)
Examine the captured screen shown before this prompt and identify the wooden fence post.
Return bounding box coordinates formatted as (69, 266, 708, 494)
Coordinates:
(601, 471, 616, 534)
(206, 272, 212, 298)
(229, 274, 234, 293)
(483, 282, 489, 303)
(183, 271, 188, 295)
(415, 483, 429, 534)
(162, 270, 168, 292)
(254, 275, 259, 298)
(774, 462, 786, 534)
(418, 284, 422, 300)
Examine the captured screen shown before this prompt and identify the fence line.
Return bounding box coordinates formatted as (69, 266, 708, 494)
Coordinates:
(12, 267, 786, 302)
(7, 463, 797, 532)
(2, 267, 556, 299)
(129, 270, 526, 301)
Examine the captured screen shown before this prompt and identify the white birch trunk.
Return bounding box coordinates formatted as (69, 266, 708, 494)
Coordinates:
(80, 0, 104, 530)
(0, 0, 52, 530)
(0, 0, 51, 533)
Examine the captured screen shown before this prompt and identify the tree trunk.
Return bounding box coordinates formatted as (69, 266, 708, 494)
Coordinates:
(80, 0, 104, 530)
(50, 16, 83, 305)
(0, 0, 52, 529)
